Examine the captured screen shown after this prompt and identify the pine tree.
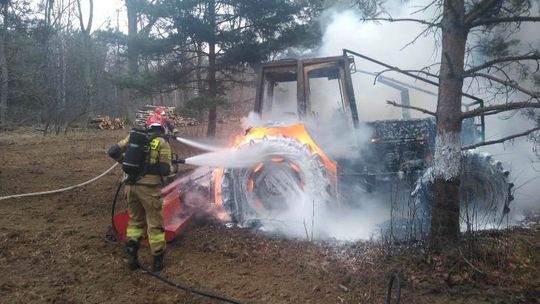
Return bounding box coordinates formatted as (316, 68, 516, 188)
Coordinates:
(121, 0, 323, 136)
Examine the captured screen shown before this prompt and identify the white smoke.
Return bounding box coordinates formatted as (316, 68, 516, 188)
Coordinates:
(317, 4, 441, 121)
(178, 3, 439, 241)
(317, 3, 540, 225)
(183, 126, 388, 241)
(180, 1, 539, 240)
(479, 117, 540, 220)
(464, 1, 540, 220)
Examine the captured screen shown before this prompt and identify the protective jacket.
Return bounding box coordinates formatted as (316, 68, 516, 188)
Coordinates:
(109, 134, 175, 186)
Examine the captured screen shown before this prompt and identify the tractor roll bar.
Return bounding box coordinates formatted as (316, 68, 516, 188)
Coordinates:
(343, 48, 486, 142)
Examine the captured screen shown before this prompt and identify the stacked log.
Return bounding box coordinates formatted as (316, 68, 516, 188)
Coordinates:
(88, 116, 125, 130)
(136, 105, 198, 127)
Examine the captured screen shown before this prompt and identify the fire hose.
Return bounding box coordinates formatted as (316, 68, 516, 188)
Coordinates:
(103, 154, 401, 303)
(0, 157, 242, 303)
(386, 271, 401, 304)
(0, 148, 398, 303)
(139, 264, 243, 304)
(0, 163, 119, 201)
(105, 178, 244, 304)
(102, 180, 124, 245)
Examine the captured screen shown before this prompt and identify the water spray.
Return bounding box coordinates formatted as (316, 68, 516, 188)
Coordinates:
(184, 144, 279, 168)
(175, 136, 225, 152)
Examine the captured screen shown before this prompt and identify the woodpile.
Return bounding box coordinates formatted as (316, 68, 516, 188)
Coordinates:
(136, 105, 198, 127)
(88, 116, 125, 130)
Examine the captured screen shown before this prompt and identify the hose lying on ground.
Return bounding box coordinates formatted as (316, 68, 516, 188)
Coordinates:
(0, 163, 119, 201)
(139, 265, 244, 304)
(386, 271, 401, 304)
(1, 159, 241, 302)
(104, 181, 243, 304)
(102, 180, 125, 245)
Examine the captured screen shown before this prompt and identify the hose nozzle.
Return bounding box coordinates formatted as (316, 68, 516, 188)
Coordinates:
(172, 158, 186, 164)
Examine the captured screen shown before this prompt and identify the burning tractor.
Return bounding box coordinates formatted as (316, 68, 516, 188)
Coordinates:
(116, 52, 514, 242)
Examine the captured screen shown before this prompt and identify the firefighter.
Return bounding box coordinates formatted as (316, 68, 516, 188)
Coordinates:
(107, 112, 176, 272)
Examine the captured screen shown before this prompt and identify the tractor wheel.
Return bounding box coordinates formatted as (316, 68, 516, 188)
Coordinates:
(413, 151, 514, 229)
(220, 136, 334, 228)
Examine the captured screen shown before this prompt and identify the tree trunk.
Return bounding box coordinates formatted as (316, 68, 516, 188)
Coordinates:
(55, 35, 67, 133)
(126, 0, 138, 74)
(196, 42, 203, 97)
(114, 7, 127, 117)
(43, 0, 55, 136)
(0, 2, 9, 127)
(431, 0, 467, 250)
(206, 0, 217, 137)
(82, 35, 94, 117)
(77, 0, 95, 118)
(54, 37, 62, 135)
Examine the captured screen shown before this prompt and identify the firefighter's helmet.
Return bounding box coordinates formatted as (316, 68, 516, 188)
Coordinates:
(145, 112, 167, 128)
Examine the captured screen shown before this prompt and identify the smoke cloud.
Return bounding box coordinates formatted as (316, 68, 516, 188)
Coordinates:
(317, 3, 441, 121)
(178, 0, 539, 241)
(479, 117, 540, 219)
(316, 2, 540, 224)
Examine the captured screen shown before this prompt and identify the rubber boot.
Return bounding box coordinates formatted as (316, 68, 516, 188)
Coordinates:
(152, 251, 164, 273)
(124, 240, 139, 271)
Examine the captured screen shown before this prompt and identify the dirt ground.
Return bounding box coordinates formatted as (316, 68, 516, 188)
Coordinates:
(0, 129, 539, 304)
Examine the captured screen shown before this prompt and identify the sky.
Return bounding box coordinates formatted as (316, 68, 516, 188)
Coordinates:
(86, 0, 125, 32)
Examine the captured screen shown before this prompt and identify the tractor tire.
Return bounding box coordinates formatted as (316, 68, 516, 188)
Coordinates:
(412, 151, 514, 230)
(220, 135, 334, 228)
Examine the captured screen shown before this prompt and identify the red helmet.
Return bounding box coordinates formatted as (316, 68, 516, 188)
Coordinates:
(154, 107, 166, 116)
(145, 112, 167, 128)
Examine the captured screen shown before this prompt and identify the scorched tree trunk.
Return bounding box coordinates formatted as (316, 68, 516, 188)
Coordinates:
(431, 0, 467, 250)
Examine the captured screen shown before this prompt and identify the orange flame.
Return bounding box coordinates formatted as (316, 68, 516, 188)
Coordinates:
(214, 124, 337, 207)
(254, 163, 264, 173)
(234, 124, 337, 174)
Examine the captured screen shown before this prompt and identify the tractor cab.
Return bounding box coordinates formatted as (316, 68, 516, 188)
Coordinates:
(254, 55, 359, 128)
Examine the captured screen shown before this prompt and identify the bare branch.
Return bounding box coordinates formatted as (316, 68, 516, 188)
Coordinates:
(464, 53, 540, 75)
(87, 0, 93, 33)
(401, 69, 439, 79)
(462, 127, 540, 150)
(386, 100, 436, 116)
(400, 25, 435, 51)
(374, 68, 439, 82)
(464, 0, 501, 25)
(465, 72, 540, 98)
(363, 17, 441, 27)
(462, 101, 540, 118)
(470, 16, 540, 28)
(75, 0, 85, 32)
(410, 0, 440, 15)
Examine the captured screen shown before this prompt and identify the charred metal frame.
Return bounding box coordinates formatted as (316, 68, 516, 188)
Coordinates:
(343, 49, 486, 142)
(254, 50, 487, 142)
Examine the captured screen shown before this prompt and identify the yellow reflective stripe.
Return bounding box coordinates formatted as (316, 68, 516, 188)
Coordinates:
(158, 141, 173, 174)
(126, 227, 144, 239)
(149, 148, 159, 164)
(149, 138, 166, 165)
(150, 138, 160, 150)
(148, 232, 165, 245)
(159, 144, 172, 161)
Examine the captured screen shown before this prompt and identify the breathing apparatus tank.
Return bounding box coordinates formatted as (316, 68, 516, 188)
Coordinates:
(122, 128, 150, 179)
